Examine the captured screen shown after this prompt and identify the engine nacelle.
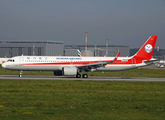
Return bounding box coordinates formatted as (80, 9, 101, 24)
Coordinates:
(62, 67, 77, 76)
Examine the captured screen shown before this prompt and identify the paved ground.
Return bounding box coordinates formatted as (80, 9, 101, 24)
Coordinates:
(143, 65, 164, 69)
(0, 75, 164, 82)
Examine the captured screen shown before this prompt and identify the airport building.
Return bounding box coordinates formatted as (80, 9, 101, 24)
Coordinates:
(0, 40, 129, 57)
(0, 40, 64, 57)
(64, 45, 129, 57)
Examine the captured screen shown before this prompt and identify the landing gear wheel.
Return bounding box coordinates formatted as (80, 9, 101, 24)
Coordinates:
(19, 74, 23, 77)
(76, 74, 81, 78)
(82, 74, 88, 78)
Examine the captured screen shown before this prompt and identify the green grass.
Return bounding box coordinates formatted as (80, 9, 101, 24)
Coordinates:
(0, 65, 165, 77)
(88, 68, 165, 78)
(0, 80, 165, 120)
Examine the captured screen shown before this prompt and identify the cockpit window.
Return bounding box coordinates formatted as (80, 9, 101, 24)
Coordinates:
(7, 59, 15, 62)
(7, 59, 12, 62)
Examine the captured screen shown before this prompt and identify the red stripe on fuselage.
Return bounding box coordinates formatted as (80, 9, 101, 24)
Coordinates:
(23, 58, 141, 66)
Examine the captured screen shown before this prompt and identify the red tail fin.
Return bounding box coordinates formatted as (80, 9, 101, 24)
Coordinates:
(133, 36, 157, 61)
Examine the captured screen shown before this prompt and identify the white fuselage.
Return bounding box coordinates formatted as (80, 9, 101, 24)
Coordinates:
(2, 55, 147, 71)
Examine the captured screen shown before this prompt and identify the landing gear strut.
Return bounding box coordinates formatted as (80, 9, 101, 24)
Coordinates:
(19, 70, 23, 77)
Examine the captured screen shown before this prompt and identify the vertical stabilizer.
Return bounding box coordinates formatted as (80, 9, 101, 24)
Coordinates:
(133, 36, 157, 61)
(77, 49, 82, 57)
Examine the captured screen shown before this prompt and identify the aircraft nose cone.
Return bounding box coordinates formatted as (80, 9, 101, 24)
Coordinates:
(2, 63, 6, 68)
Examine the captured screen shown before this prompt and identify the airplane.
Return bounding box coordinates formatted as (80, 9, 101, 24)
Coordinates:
(157, 60, 165, 68)
(2, 36, 157, 78)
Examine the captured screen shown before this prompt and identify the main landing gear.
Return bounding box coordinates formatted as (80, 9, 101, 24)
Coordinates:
(76, 73, 88, 78)
(76, 74, 81, 78)
(82, 74, 88, 78)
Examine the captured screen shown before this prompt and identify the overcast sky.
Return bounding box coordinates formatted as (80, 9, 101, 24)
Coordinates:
(0, 0, 165, 48)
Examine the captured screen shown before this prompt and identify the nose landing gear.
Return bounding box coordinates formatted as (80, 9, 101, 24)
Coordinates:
(19, 70, 23, 77)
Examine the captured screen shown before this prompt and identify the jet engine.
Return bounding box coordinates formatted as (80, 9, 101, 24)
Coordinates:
(62, 67, 77, 76)
(53, 67, 77, 76)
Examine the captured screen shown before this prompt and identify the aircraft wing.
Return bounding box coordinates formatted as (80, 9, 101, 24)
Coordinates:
(76, 52, 120, 72)
(76, 62, 106, 72)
